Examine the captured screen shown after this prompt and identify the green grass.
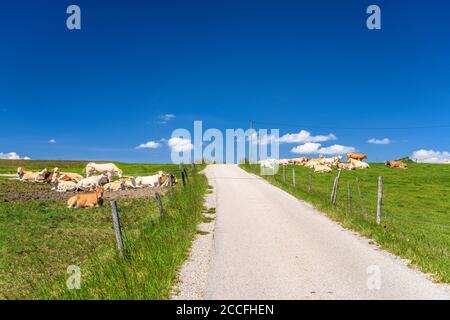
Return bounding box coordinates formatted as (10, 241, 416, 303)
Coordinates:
(241, 163, 450, 283)
(0, 160, 207, 299)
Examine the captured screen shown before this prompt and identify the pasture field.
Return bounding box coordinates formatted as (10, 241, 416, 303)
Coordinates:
(0, 160, 207, 299)
(241, 163, 450, 283)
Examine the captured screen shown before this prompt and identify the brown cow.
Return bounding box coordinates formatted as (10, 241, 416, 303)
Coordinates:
(67, 187, 104, 208)
(385, 160, 408, 169)
(347, 153, 368, 161)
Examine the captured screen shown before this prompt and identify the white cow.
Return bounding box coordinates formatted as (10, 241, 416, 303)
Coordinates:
(77, 174, 109, 191)
(260, 158, 277, 169)
(51, 176, 78, 192)
(135, 171, 164, 188)
(120, 176, 138, 189)
(314, 164, 333, 173)
(320, 156, 342, 167)
(349, 159, 370, 169)
(85, 163, 123, 180)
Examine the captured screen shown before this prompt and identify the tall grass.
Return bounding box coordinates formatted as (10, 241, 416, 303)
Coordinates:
(34, 173, 208, 299)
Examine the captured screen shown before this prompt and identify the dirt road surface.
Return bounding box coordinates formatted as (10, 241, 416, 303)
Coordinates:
(203, 164, 449, 300)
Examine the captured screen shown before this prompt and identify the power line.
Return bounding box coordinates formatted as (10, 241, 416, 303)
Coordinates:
(254, 121, 450, 131)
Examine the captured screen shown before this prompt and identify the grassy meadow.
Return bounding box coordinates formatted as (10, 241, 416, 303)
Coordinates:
(241, 162, 450, 283)
(0, 160, 207, 299)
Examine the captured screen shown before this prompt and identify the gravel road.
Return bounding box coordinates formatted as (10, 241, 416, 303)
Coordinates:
(203, 164, 449, 300)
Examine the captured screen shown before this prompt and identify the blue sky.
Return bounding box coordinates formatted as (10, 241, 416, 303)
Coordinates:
(1, 0, 449, 163)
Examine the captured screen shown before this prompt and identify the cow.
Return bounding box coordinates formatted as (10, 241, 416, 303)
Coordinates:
(291, 157, 309, 166)
(320, 156, 342, 167)
(17, 167, 48, 183)
(349, 159, 370, 169)
(85, 163, 123, 180)
(314, 164, 332, 173)
(119, 176, 138, 189)
(77, 174, 109, 191)
(135, 171, 164, 188)
(338, 162, 355, 171)
(385, 160, 408, 169)
(103, 180, 126, 192)
(53, 168, 83, 183)
(347, 153, 368, 161)
(67, 187, 104, 209)
(160, 173, 177, 187)
(305, 157, 323, 169)
(51, 175, 78, 192)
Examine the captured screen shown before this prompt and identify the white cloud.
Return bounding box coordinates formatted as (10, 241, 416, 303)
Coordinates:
(168, 137, 193, 152)
(291, 143, 356, 155)
(410, 149, 450, 163)
(368, 138, 390, 145)
(157, 114, 176, 124)
(279, 130, 337, 144)
(135, 140, 161, 149)
(49, 139, 56, 144)
(291, 142, 322, 154)
(0, 152, 31, 160)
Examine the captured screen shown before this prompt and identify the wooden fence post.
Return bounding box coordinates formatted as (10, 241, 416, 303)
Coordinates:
(347, 181, 352, 214)
(191, 162, 195, 174)
(356, 177, 367, 217)
(155, 192, 165, 218)
(183, 168, 189, 182)
(377, 176, 383, 225)
(283, 164, 286, 182)
(308, 173, 312, 193)
(181, 171, 186, 187)
(331, 177, 338, 203)
(110, 200, 124, 257)
(292, 168, 296, 187)
(332, 169, 342, 205)
(168, 172, 174, 190)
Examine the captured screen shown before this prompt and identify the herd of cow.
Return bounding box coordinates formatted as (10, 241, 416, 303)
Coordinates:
(260, 153, 408, 173)
(15, 162, 177, 208)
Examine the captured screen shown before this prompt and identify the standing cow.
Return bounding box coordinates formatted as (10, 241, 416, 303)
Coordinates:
(85, 163, 123, 181)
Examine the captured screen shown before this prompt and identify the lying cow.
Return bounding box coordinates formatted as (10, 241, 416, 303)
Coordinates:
(314, 164, 332, 173)
(305, 158, 323, 169)
(135, 171, 164, 188)
(51, 175, 78, 192)
(103, 180, 126, 192)
(385, 160, 408, 169)
(85, 162, 123, 180)
(347, 153, 368, 161)
(53, 168, 83, 183)
(338, 162, 355, 171)
(77, 174, 109, 191)
(320, 156, 342, 167)
(67, 187, 104, 209)
(17, 167, 48, 183)
(120, 176, 138, 189)
(349, 159, 370, 169)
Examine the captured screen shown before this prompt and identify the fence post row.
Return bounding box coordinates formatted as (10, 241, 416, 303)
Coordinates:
(110, 200, 124, 257)
(155, 192, 165, 218)
(377, 176, 383, 225)
(168, 172, 174, 190)
(191, 162, 196, 174)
